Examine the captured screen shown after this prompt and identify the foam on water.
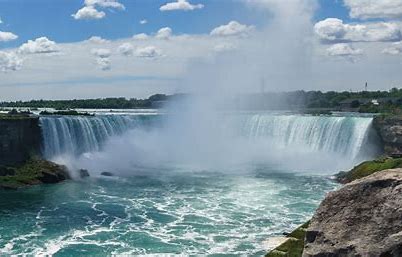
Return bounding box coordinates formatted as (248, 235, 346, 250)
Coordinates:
(0, 170, 337, 256)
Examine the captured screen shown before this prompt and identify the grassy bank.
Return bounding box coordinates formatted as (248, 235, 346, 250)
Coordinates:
(336, 157, 402, 184)
(266, 222, 309, 257)
(0, 158, 69, 189)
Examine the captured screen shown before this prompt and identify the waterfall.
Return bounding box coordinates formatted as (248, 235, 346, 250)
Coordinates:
(240, 114, 375, 159)
(40, 115, 153, 159)
(40, 113, 377, 164)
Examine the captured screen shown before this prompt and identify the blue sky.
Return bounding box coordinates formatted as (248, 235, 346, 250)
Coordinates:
(0, 0, 349, 48)
(0, 0, 401, 100)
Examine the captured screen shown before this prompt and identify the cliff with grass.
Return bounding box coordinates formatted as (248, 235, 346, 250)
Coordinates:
(0, 113, 69, 189)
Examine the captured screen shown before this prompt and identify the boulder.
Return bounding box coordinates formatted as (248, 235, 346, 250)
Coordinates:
(101, 171, 114, 177)
(79, 169, 90, 178)
(303, 169, 402, 257)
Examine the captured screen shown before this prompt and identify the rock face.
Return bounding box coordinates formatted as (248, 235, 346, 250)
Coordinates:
(303, 169, 402, 257)
(373, 115, 402, 157)
(0, 116, 42, 166)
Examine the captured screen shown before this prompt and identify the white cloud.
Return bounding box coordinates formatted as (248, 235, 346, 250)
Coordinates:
(72, 0, 124, 20)
(72, 6, 105, 20)
(0, 51, 22, 72)
(0, 31, 18, 42)
(314, 18, 402, 43)
(155, 27, 172, 40)
(382, 41, 402, 55)
(19, 37, 60, 54)
(91, 48, 111, 70)
(213, 43, 237, 52)
(87, 36, 109, 43)
(210, 21, 255, 37)
(326, 43, 363, 62)
(140, 19, 147, 25)
(0, 17, 3, 24)
(344, 0, 402, 19)
(118, 43, 134, 56)
(91, 48, 111, 58)
(133, 33, 149, 40)
(160, 0, 204, 11)
(135, 46, 162, 58)
(84, 0, 125, 10)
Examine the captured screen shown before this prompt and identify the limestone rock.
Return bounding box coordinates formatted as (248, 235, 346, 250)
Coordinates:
(303, 169, 402, 257)
(373, 115, 402, 157)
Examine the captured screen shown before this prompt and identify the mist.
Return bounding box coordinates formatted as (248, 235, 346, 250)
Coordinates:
(47, 0, 377, 177)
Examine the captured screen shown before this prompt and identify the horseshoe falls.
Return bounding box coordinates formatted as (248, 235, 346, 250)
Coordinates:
(0, 112, 379, 256)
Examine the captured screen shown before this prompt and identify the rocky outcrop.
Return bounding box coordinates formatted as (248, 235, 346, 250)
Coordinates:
(0, 158, 70, 190)
(373, 115, 402, 157)
(0, 115, 41, 166)
(303, 169, 402, 257)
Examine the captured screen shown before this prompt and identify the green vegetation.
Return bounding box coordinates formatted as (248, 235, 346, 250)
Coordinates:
(0, 158, 69, 189)
(266, 222, 309, 257)
(336, 157, 402, 184)
(0, 94, 172, 110)
(1, 88, 401, 112)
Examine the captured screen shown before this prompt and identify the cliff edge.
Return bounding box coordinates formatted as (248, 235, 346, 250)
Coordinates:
(303, 169, 402, 256)
(373, 115, 402, 157)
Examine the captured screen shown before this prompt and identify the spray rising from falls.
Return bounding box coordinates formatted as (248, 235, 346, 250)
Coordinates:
(40, 113, 379, 173)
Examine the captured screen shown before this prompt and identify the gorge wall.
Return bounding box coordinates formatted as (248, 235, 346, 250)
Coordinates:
(373, 115, 402, 157)
(0, 116, 42, 166)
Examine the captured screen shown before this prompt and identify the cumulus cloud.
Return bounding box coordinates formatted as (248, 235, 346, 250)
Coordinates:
(210, 21, 255, 37)
(344, 0, 402, 20)
(382, 41, 402, 55)
(160, 0, 204, 11)
(135, 46, 162, 58)
(19, 37, 60, 54)
(118, 43, 134, 56)
(314, 18, 402, 43)
(0, 31, 18, 42)
(155, 27, 172, 40)
(84, 0, 125, 10)
(326, 43, 363, 62)
(72, 6, 105, 20)
(72, 0, 124, 20)
(87, 36, 109, 43)
(140, 19, 147, 25)
(91, 48, 111, 70)
(91, 48, 111, 58)
(0, 51, 23, 72)
(133, 33, 149, 40)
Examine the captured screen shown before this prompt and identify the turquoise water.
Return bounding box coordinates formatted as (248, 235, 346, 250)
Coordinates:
(0, 168, 337, 256)
(0, 112, 376, 255)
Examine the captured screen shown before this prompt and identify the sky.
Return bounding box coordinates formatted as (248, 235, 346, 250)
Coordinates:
(0, 0, 402, 100)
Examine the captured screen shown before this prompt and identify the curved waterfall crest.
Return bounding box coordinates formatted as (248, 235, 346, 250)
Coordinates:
(40, 113, 375, 162)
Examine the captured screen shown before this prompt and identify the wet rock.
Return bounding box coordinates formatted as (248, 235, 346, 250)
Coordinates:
(303, 169, 402, 257)
(0, 166, 15, 176)
(79, 169, 90, 178)
(101, 171, 113, 177)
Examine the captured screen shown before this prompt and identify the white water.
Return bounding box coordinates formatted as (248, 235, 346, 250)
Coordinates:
(39, 112, 379, 174)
